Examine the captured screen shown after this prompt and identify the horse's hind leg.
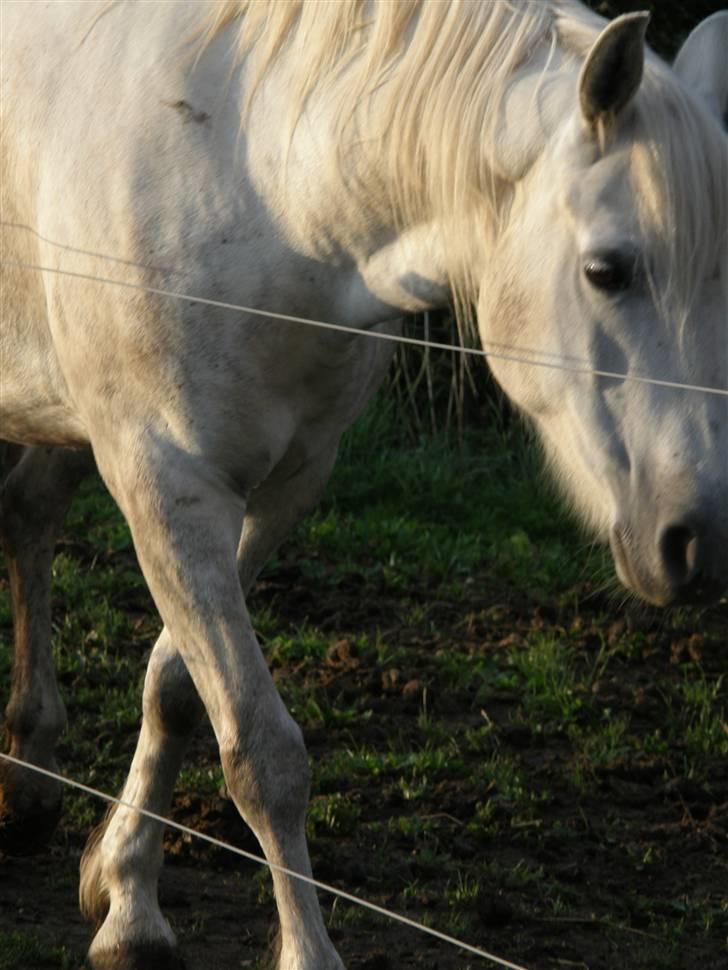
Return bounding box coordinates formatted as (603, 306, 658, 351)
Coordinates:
(87, 441, 343, 970)
(236, 445, 339, 597)
(0, 445, 93, 853)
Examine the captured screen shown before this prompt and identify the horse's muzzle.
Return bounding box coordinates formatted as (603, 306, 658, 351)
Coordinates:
(609, 521, 726, 606)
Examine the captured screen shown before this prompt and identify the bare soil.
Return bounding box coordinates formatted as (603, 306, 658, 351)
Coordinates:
(1, 569, 726, 970)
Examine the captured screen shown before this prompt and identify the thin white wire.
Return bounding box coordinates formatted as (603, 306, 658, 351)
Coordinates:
(0, 752, 529, 970)
(3, 259, 727, 399)
(1, 249, 722, 969)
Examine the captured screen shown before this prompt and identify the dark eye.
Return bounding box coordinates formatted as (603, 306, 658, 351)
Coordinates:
(583, 251, 636, 292)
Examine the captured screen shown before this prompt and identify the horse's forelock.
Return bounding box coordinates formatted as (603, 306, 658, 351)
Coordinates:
(629, 71, 728, 333)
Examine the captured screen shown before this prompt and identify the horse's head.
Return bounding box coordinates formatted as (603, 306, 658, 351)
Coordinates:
(479, 12, 727, 606)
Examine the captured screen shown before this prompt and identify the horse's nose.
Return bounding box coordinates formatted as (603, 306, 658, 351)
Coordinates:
(610, 519, 717, 605)
(657, 523, 700, 591)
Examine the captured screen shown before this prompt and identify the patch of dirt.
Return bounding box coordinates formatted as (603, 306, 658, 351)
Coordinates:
(1, 570, 727, 970)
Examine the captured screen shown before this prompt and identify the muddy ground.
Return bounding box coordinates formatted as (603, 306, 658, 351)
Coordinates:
(1, 564, 726, 970)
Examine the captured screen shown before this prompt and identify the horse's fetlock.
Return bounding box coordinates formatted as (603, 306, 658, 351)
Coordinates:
(80, 809, 116, 926)
(86, 940, 185, 970)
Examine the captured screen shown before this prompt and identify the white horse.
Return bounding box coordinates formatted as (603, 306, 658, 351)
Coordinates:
(1, 2, 726, 968)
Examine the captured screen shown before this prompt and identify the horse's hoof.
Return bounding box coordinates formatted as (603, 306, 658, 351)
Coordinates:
(86, 942, 187, 970)
(0, 771, 63, 855)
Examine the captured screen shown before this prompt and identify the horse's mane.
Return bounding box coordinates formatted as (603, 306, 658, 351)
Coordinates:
(202, 0, 727, 329)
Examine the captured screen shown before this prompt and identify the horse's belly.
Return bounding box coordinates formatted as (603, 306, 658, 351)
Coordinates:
(0, 252, 87, 447)
(0, 195, 88, 447)
(0, 400, 88, 448)
(0, 321, 89, 448)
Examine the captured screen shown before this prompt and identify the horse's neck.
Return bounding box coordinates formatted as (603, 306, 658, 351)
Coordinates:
(241, 73, 448, 313)
(241, 25, 574, 316)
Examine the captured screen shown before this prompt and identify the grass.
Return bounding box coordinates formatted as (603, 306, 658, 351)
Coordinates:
(259, 391, 593, 600)
(0, 933, 76, 970)
(1, 394, 727, 970)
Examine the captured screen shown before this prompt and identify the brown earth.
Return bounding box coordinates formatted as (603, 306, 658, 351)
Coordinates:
(1, 567, 726, 970)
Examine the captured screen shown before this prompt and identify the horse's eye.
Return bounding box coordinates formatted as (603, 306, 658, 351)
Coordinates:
(583, 252, 635, 292)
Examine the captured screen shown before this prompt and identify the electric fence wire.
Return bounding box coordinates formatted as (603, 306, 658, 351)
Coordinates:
(2, 258, 727, 399)
(2, 230, 726, 970)
(0, 752, 529, 970)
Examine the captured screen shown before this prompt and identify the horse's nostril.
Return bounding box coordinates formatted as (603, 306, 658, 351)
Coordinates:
(658, 524, 699, 588)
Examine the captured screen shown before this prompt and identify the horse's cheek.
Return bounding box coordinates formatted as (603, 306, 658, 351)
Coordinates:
(479, 280, 552, 413)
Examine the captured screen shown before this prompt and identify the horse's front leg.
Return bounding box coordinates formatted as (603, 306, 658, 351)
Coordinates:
(0, 445, 93, 852)
(91, 442, 343, 970)
(80, 626, 203, 970)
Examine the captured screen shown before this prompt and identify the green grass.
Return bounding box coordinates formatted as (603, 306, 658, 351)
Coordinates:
(1, 394, 726, 970)
(0, 933, 77, 970)
(290, 396, 599, 597)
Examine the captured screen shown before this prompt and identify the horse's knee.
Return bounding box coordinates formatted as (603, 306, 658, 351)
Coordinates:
(221, 707, 311, 835)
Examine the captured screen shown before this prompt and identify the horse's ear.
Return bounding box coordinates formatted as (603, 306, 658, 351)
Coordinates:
(673, 11, 728, 125)
(578, 12, 650, 128)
